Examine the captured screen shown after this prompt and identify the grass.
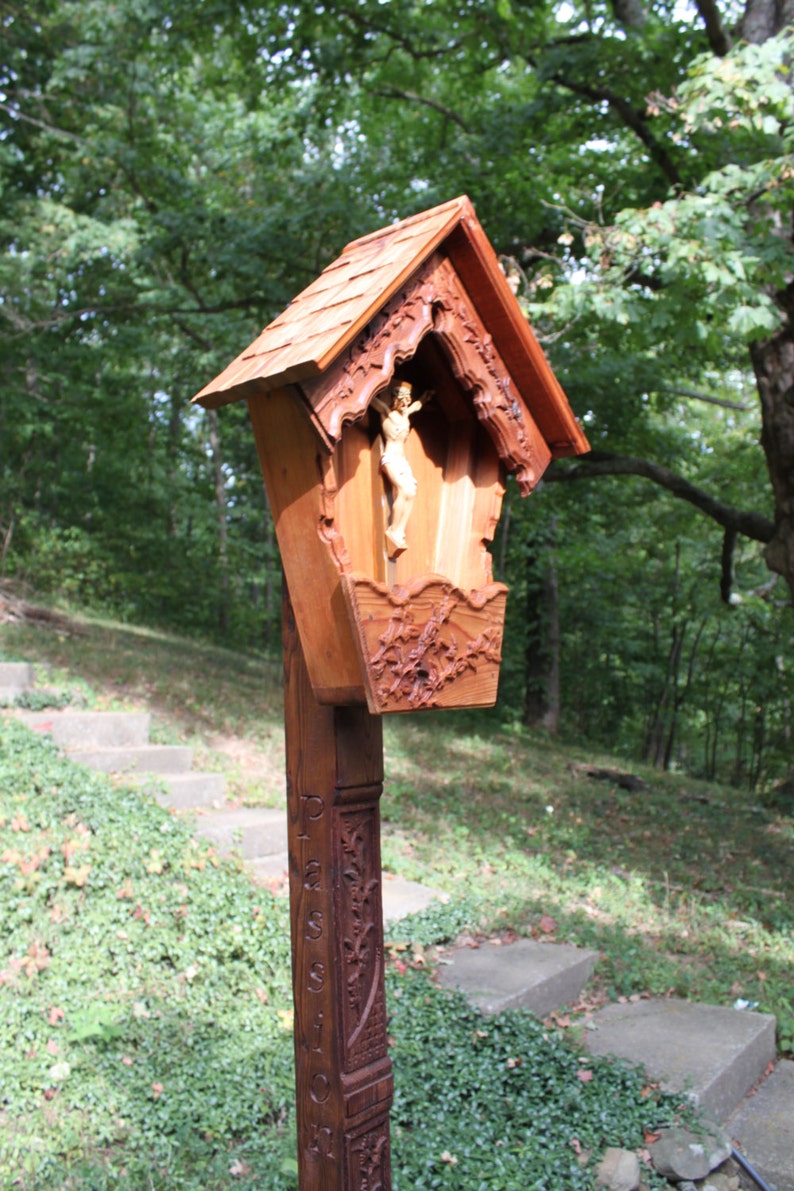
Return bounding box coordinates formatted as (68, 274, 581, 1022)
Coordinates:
(1, 601, 793, 1186)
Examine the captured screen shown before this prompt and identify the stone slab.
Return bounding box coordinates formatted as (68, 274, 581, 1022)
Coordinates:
(246, 859, 447, 926)
(193, 807, 287, 858)
(382, 875, 447, 923)
(584, 999, 777, 1122)
(0, 662, 34, 700)
(248, 851, 290, 886)
(18, 710, 151, 749)
(438, 937, 599, 1017)
(728, 1059, 794, 1191)
(68, 745, 194, 774)
(137, 771, 227, 808)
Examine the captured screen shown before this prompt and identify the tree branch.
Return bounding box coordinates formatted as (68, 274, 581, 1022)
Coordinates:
(658, 385, 749, 411)
(372, 86, 472, 133)
(721, 525, 738, 603)
(544, 72, 684, 188)
(693, 0, 732, 55)
(544, 451, 774, 544)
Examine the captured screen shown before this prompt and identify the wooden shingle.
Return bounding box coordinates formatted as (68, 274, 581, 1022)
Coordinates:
(193, 196, 586, 460)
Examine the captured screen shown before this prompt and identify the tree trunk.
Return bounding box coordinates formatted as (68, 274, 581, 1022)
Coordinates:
(522, 523, 561, 732)
(753, 286, 794, 607)
(206, 408, 230, 636)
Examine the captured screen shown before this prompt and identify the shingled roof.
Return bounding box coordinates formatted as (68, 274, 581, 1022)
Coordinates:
(193, 195, 588, 459)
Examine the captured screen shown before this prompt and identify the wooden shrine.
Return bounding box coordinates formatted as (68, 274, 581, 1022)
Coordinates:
(192, 195, 589, 1190)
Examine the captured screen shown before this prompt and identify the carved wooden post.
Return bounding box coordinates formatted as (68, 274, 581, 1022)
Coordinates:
(284, 585, 392, 1190)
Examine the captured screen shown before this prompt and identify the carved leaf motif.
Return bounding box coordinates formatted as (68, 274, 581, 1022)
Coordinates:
(371, 587, 502, 711)
(352, 1127, 389, 1191)
(339, 816, 378, 1026)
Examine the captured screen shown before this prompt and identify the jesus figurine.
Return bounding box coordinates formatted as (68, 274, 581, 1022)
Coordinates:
(371, 379, 433, 557)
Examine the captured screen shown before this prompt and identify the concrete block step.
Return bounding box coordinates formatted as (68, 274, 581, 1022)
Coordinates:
(382, 874, 448, 924)
(584, 998, 777, 1123)
(0, 662, 35, 701)
(18, 709, 151, 749)
(67, 745, 194, 775)
(438, 937, 599, 1018)
(193, 807, 287, 858)
(134, 771, 226, 809)
(728, 1058, 794, 1191)
(248, 851, 290, 886)
(246, 858, 448, 926)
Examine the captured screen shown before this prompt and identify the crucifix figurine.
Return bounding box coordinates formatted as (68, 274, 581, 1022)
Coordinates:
(371, 379, 433, 557)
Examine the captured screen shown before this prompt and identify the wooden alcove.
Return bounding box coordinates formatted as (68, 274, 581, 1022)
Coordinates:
(194, 196, 589, 714)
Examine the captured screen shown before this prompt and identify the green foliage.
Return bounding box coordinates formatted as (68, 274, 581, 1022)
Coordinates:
(0, 717, 296, 1188)
(0, 712, 707, 1189)
(388, 968, 687, 1190)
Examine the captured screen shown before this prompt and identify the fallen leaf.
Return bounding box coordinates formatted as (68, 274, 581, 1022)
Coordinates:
(255, 988, 269, 1004)
(151, 1082, 164, 1098)
(48, 1006, 65, 1025)
(644, 1129, 661, 1144)
(24, 941, 51, 977)
(116, 879, 134, 900)
(46, 1039, 59, 1056)
(506, 1056, 522, 1069)
(539, 914, 557, 934)
(577, 1069, 594, 1083)
(64, 864, 90, 887)
(11, 815, 30, 833)
(229, 1159, 251, 1177)
(61, 837, 88, 862)
(440, 1151, 458, 1166)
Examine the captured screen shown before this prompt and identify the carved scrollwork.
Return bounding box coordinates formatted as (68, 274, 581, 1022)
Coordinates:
(371, 588, 502, 711)
(335, 809, 387, 1067)
(300, 253, 551, 494)
(301, 266, 437, 444)
(350, 1125, 390, 1191)
(342, 574, 508, 714)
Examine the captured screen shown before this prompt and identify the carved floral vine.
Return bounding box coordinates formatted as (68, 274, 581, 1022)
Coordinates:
(340, 816, 379, 1030)
(371, 587, 503, 711)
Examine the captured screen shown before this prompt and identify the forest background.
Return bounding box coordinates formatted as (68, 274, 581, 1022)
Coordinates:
(1, 0, 793, 795)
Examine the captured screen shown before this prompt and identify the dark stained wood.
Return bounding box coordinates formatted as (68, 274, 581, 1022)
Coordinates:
(283, 584, 392, 1190)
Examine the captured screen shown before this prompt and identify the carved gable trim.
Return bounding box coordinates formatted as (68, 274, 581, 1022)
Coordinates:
(300, 255, 551, 496)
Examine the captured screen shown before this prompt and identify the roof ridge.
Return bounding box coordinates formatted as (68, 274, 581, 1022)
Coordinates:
(342, 195, 469, 252)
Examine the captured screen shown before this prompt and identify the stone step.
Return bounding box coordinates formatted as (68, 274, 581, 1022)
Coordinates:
(382, 874, 448, 924)
(18, 709, 151, 749)
(0, 662, 35, 702)
(583, 998, 777, 1123)
(193, 807, 287, 858)
(134, 771, 227, 809)
(68, 745, 194, 774)
(438, 937, 599, 1018)
(728, 1058, 794, 1191)
(247, 856, 448, 925)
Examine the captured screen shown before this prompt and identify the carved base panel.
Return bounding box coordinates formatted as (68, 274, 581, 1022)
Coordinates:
(341, 573, 508, 714)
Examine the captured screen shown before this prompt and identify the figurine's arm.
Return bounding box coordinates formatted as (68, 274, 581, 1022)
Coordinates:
(371, 394, 390, 416)
(408, 389, 434, 415)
